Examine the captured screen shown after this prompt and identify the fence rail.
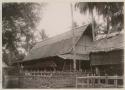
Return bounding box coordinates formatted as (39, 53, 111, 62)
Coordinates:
(21, 71, 86, 77)
(3, 74, 76, 88)
(3, 69, 124, 88)
(76, 75, 124, 88)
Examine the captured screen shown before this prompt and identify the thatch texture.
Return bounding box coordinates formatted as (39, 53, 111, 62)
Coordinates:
(23, 23, 124, 62)
(91, 33, 124, 52)
(58, 54, 89, 60)
(24, 25, 89, 61)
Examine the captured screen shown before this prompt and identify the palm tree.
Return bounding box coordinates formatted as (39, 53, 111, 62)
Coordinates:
(75, 2, 123, 38)
(75, 2, 100, 41)
(96, 2, 124, 34)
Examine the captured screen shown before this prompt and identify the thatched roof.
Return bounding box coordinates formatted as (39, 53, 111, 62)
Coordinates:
(24, 24, 89, 61)
(91, 32, 124, 52)
(23, 24, 124, 62)
(58, 54, 89, 60)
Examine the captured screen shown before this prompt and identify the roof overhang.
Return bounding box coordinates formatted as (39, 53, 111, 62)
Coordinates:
(57, 54, 89, 60)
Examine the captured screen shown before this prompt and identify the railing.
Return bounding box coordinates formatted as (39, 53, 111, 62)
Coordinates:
(76, 75, 124, 88)
(21, 71, 86, 77)
(4, 71, 78, 88)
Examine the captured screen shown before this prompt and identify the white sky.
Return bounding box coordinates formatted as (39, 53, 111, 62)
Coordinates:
(36, 2, 104, 38)
(19, 2, 105, 54)
(36, 2, 90, 37)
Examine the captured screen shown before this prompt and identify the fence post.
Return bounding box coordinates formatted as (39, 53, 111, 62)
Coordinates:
(87, 77, 89, 87)
(105, 74, 108, 88)
(91, 75, 93, 87)
(98, 76, 101, 87)
(82, 78, 84, 88)
(18, 75, 20, 88)
(76, 77, 77, 88)
(114, 75, 118, 88)
(92, 74, 95, 87)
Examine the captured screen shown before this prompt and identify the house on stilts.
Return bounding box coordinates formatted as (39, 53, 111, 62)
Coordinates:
(14, 24, 124, 76)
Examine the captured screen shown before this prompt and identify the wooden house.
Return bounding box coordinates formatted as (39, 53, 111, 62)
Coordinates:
(15, 24, 124, 76)
(90, 33, 124, 75)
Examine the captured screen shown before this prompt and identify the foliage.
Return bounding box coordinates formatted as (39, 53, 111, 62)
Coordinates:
(2, 3, 47, 65)
(75, 2, 124, 34)
(40, 29, 48, 40)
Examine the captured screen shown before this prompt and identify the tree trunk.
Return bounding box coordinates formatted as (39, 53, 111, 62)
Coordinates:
(8, 51, 14, 65)
(91, 12, 95, 41)
(26, 36, 30, 53)
(70, 3, 76, 71)
(8, 52, 12, 65)
(106, 16, 110, 37)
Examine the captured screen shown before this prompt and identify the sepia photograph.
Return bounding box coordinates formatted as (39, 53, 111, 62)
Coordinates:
(2, 1, 124, 88)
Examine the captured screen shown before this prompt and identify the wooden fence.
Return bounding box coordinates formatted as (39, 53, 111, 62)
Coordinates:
(76, 75, 124, 88)
(3, 70, 124, 88)
(21, 71, 87, 77)
(3, 71, 79, 88)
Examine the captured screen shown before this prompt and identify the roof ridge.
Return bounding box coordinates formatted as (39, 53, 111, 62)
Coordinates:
(31, 24, 89, 50)
(95, 32, 123, 41)
(36, 24, 88, 44)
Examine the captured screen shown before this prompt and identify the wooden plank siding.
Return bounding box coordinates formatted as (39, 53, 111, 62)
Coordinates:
(90, 50, 124, 65)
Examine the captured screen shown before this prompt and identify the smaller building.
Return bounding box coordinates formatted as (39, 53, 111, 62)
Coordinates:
(90, 33, 124, 76)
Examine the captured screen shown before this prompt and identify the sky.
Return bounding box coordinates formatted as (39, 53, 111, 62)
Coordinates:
(19, 2, 107, 54)
(35, 2, 105, 40)
(19, 2, 105, 54)
(36, 2, 90, 38)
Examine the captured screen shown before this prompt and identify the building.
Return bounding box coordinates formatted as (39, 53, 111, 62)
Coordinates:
(15, 24, 124, 76)
(90, 32, 124, 75)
